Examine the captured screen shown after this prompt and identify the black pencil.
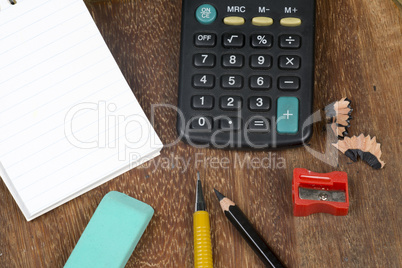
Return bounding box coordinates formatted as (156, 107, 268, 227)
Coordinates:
(214, 189, 285, 268)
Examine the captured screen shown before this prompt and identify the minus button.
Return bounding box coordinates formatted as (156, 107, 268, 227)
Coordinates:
(278, 76, 300, 91)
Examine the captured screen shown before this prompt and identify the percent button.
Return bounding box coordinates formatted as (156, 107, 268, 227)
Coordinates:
(251, 34, 273, 48)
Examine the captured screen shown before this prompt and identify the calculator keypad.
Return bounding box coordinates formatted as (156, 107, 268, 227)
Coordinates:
(178, 0, 315, 148)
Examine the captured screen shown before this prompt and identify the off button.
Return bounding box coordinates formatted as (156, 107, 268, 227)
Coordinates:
(196, 4, 217, 25)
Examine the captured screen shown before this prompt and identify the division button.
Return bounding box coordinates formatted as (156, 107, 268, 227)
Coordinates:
(252, 17, 273, 26)
(223, 16, 245, 26)
(251, 34, 273, 48)
(194, 33, 217, 47)
(277, 97, 299, 134)
(223, 33, 245, 48)
(280, 17, 302, 27)
(196, 4, 217, 25)
(279, 35, 301, 49)
(278, 76, 300, 90)
(279, 55, 300, 70)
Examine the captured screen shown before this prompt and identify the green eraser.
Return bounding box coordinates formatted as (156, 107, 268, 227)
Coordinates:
(64, 191, 154, 268)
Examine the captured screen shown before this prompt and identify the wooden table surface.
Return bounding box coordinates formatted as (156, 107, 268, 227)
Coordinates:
(1, 0, 401, 267)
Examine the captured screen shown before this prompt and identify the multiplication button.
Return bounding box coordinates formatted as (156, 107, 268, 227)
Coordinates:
(279, 55, 300, 70)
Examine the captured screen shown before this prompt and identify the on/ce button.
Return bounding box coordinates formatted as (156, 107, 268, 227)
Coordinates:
(196, 4, 217, 25)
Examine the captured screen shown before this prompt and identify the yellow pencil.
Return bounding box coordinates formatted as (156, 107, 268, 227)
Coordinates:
(193, 173, 213, 268)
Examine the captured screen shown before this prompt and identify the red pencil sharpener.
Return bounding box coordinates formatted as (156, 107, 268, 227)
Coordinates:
(292, 168, 349, 216)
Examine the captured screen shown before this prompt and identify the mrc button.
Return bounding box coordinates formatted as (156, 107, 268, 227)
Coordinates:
(195, 4, 217, 25)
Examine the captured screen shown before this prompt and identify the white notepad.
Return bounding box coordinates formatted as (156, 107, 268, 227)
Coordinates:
(0, 0, 163, 221)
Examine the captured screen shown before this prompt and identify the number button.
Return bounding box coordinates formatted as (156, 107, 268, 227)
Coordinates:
(219, 117, 241, 130)
(191, 116, 213, 130)
(251, 34, 273, 48)
(250, 54, 272, 69)
(223, 33, 245, 48)
(222, 54, 244, 68)
(278, 76, 300, 90)
(194, 33, 216, 47)
(249, 96, 271, 111)
(221, 75, 243, 89)
(279, 55, 301, 70)
(193, 74, 215, 89)
(279, 35, 301, 49)
(220, 96, 242, 110)
(250, 75, 271, 90)
(192, 95, 214, 110)
(194, 53, 216, 68)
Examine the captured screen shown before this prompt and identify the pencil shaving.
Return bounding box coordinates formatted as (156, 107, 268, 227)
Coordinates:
(325, 97, 353, 138)
(333, 134, 385, 169)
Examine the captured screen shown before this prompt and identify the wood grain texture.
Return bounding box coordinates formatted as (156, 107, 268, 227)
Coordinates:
(0, 0, 401, 267)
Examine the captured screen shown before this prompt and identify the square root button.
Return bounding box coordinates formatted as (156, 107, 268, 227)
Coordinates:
(277, 97, 299, 134)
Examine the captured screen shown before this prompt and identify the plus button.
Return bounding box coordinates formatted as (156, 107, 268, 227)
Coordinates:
(283, 110, 294, 119)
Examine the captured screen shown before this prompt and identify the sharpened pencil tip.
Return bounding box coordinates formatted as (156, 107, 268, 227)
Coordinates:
(214, 188, 225, 201)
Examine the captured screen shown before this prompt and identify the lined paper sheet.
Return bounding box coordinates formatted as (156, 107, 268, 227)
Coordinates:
(0, 0, 162, 220)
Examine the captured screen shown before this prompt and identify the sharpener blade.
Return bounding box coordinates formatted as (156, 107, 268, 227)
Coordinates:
(299, 187, 346, 202)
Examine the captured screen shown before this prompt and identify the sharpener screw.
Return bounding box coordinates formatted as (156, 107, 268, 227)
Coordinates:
(318, 192, 328, 201)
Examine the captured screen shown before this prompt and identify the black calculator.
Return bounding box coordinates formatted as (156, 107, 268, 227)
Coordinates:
(177, 0, 315, 148)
